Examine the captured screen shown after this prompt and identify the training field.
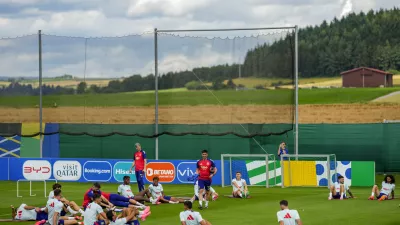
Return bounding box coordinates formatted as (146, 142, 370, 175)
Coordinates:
(0, 176, 398, 225)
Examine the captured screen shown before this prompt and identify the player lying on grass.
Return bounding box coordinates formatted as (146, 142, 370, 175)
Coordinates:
(101, 191, 149, 209)
(118, 175, 153, 203)
(180, 201, 212, 225)
(49, 183, 85, 216)
(277, 200, 302, 225)
(107, 206, 151, 225)
(328, 175, 354, 200)
(368, 174, 395, 201)
(232, 171, 250, 198)
(148, 176, 186, 204)
(45, 189, 82, 225)
(188, 174, 219, 203)
(83, 182, 115, 210)
(11, 204, 81, 224)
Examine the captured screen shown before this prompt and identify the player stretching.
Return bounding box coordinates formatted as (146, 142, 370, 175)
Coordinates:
(46, 189, 81, 225)
(101, 191, 149, 210)
(277, 200, 302, 225)
(107, 207, 146, 225)
(148, 177, 186, 204)
(129, 143, 147, 192)
(49, 183, 85, 216)
(188, 174, 218, 203)
(196, 149, 217, 209)
(12, 204, 81, 225)
(328, 175, 354, 200)
(368, 174, 395, 201)
(232, 172, 250, 198)
(180, 201, 212, 225)
(118, 176, 152, 203)
(83, 193, 108, 225)
(83, 182, 114, 210)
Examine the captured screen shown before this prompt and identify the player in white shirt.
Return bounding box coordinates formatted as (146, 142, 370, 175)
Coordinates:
(276, 200, 302, 225)
(12, 203, 48, 221)
(368, 174, 396, 201)
(106, 207, 148, 225)
(328, 175, 354, 200)
(179, 201, 212, 225)
(48, 183, 84, 217)
(148, 176, 186, 204)
(118, 176, 152, 203)
(232, 172, 250, 198)
(46, 189, 81, 225)
(83, 193, 107, 225)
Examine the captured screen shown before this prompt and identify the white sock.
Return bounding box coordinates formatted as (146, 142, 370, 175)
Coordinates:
(371, 192, 374, 196)
(79, 209, 84, 214)
(340, 192, 344, 198)
(67, 206, 78, 215)
(135, 202, 145, 207)
(68, 217, 74, 220)
(329, 193, 332, 198)
(239, 193, 243, 198)
(205, 201, 209, 207)
(40, 207, 46, 211)
(199, 200, 203, 206)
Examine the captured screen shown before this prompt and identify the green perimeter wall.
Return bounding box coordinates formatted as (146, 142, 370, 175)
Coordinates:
(59, 124, 400, 172)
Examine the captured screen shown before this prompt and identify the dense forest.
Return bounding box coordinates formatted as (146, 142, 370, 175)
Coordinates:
(2, 8, 400, 95)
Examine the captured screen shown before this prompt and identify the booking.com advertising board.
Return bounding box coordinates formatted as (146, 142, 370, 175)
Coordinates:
(0, 158, 222, 185)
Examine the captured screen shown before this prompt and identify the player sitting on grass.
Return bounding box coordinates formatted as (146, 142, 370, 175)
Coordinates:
(232, 171, 250, 198)
(148, 176, 186, 204)
(45, 189, 82, 225)
(180, 201, 212, 225)
(49, 183, 85, 216)
(84, 193, 108, 225)
(188, 174, 218, 203)
(83, 182, 114, 210)
(101, 191, 149, 210)
(118, 175, 152, 203)
(328, 175, 354, 200)
(277, 200, 302, 225)
(368, 174, 395, 201)
(107, 206, 150, 225)
(11, 204, 81, 225)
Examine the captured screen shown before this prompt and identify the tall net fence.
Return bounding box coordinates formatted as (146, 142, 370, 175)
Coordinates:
(157, 28, 295, 138)
(0, 28, 295, 142)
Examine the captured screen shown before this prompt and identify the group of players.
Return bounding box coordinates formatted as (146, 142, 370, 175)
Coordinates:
(11, 143, 396, 225)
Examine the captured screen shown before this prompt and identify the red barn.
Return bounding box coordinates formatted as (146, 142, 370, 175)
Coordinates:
(341, 67, 393, 87)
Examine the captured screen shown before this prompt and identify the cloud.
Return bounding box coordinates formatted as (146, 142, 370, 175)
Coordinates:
(0, 0, 399, 78)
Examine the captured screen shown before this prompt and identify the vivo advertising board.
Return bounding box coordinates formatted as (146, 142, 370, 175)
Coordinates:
(4, 158, 222, 185)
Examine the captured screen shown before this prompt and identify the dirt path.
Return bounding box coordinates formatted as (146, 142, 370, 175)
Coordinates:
(1, 104, 400, 124)
(372, 91, 400, 103)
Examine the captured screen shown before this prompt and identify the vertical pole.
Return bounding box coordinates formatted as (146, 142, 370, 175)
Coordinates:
(265, 156, 269, 188)
(38, 30, 43, 158)
(221, 155, 224, 187)
(280, 155, 284, 188)
(294, 26, 299, 157)
(327, 155, 331, 189)
(154, 28, 159, 160)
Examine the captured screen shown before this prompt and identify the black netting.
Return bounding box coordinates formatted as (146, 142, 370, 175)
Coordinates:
(0, 29, 294, 138)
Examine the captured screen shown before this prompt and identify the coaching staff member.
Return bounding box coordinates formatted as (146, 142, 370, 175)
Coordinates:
(129, 143, 147, 192)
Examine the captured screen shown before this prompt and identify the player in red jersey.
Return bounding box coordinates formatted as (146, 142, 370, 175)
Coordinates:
(129, 143, 147, 192)
(196, 149, 217, 210)
(82, 182, 114, 210)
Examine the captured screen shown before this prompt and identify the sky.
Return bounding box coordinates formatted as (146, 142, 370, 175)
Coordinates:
(0, 0, 399, 78)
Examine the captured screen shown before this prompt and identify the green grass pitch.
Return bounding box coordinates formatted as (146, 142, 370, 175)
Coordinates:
(0, 179, 398, 225)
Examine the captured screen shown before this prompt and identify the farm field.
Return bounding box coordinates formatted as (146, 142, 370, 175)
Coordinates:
(0, 88, 399, 107)
(0, 177, 398, 225)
